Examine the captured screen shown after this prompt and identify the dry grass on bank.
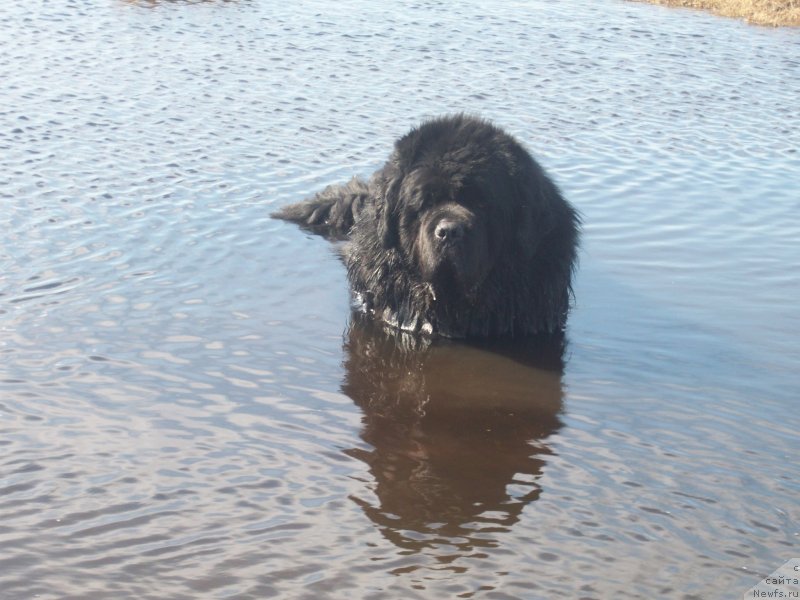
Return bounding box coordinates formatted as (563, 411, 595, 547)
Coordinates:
(634, 0, 800, 26)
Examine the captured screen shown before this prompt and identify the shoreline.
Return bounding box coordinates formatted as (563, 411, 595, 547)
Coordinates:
(632, 0, 800, 26)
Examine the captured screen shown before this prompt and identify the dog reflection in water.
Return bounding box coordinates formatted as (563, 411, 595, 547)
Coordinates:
(341, 313, 564, 552)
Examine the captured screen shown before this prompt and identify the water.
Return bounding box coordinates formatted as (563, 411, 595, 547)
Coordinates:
(1, 0, 798, 598)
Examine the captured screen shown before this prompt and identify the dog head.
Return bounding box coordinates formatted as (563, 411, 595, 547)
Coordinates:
(372, 119, 525, 297)
(362, 115, 575, 334)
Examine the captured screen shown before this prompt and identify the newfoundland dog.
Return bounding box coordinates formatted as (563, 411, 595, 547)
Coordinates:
(272, 114, 579, 338)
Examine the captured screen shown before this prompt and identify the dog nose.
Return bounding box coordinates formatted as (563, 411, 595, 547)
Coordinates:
(434, 219, 464, 243)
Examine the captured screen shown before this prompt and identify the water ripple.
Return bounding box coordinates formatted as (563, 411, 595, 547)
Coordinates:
(1, 0, 798, 598)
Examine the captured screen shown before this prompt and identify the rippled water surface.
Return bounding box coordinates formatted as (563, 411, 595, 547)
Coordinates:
(2, 0, 798, 598)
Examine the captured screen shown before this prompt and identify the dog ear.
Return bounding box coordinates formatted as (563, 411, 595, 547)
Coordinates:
(375, 172, 403, 249)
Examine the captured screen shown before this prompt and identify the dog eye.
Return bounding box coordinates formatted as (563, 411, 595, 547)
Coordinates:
(457, 186, 483, 207)
(422, 190, 442, 207)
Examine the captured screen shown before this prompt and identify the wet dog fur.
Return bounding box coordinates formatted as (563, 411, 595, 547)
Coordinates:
(272, 114, 579, 338)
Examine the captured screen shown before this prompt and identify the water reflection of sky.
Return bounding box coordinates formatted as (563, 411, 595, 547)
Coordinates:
(1, 0, 798, 598)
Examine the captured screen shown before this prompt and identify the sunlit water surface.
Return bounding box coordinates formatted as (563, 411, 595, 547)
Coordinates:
(1, 0, 798, 598)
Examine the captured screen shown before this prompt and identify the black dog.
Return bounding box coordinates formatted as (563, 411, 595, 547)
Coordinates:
(273, 114, 579, 338)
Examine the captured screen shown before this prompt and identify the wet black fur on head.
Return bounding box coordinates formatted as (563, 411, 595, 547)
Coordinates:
(273, 114, 580, 339)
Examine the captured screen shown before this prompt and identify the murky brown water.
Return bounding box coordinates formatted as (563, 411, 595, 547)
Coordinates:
(1, 0, 798, 598)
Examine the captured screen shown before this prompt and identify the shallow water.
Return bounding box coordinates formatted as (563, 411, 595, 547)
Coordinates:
(1, 0, 798, 598)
